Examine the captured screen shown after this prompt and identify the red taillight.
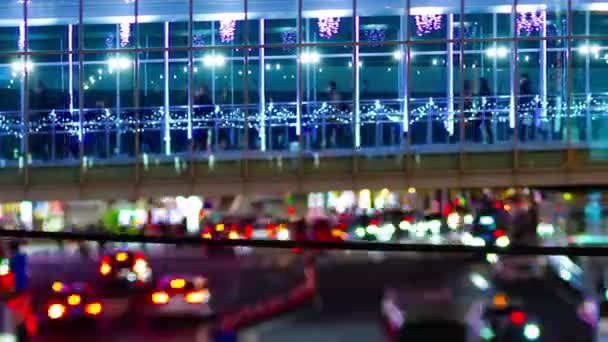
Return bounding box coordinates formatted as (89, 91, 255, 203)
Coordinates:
(243, 225, 252, 239)
(510, 310, 526, 325)
(152, 291, 169, 305)
(493, 229, 505, 238)
(494, 201, 502, 209)
(85, 302, 102, 316)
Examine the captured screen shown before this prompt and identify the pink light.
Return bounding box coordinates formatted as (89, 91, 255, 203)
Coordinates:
(317, 17, 341, 39)
(517, 11, 545, 35)
(219, 19, 236, 43)
(18, 21, 25, 50)
(415, 14, 442, 36)
(120, 21, 131, 47)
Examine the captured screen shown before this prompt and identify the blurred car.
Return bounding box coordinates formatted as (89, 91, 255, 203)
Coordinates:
(144, 276, 212, 318)
(463, 208, 511, 248)
(382, 267, 494, 342)
(37, 281, 103, 331)
(487, 256, 598, 342)
(98, 250, 153, 289)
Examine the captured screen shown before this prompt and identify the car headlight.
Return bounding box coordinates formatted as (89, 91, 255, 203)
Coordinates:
(523, 323, 541, 340)
(277, 229, 290, 241)
(495, 236, 510, 248)
(133, 259, 148, 274)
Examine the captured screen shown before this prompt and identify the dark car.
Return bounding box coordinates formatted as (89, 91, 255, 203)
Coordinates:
(382, 265, 493, 342)
(37, 281, 103, 332)
(487, 255, 598, 342)
(99, 250, 153, 289)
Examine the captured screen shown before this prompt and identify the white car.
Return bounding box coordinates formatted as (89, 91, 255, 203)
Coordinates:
(144, 276, 212, 318)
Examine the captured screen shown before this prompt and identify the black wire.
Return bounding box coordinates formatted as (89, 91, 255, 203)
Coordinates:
(0, 229, 607, 257)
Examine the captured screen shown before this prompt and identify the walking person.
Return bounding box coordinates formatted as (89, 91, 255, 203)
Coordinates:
(6, 241, 35, 341)
(479, 78, 494, 144)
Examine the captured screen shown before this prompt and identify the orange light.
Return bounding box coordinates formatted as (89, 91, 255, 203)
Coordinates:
(100, 262, 111, 276)
(152, 291, 169, 304)
(185, 290, 209, 304)
(504, 204, 512, 212)
(228, 231, 239, 240)
(493, 294, 508, 309)
(170, 278, 186, 289)
(115, 252, 128, 262)
(48, 304, 66, 319)
(216, 224, 224, 232)
(85, 302, 102, 316)
(203, 232, 212, 239)
(67, 294, 81, 306)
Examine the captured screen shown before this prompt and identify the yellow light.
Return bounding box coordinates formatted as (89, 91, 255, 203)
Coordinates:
(100, 262, 112, 276)
(408, 187, 416, 194)
(51, 281, 64, 292)
(203, 232, 212, 239)
(85, 302, 102, 316)
(185, 290, 209, 304)
(493, 294, 508, 309)
(563, 192, 573, 201)
(216, 224, 224, 232)
(228, 231, 239, 240)
(152, 291, 169, 304)
(67, 294, 81, 306)
(116, 252, 128, 262)
(48, 304, 66, 319)
(170, 278, 186, 289)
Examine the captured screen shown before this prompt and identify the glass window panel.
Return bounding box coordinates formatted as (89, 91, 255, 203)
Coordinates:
(572, 5, 608, 36)
(462, 3, 512, 40)
(28, 54, 79, 164)
(410, 0, 457, 41)
(139, 0, 189, 48)
(194, 0, 245, 47)
(82, 52, 136, 162)
(192, 48, 245, 154)
(358, 0, 405, 46)
(303, 0, 353, 44)
(516, 0, 567, 38)
(83, 0, 135, 50)
(302, 46, 353, 151)
(0, 2, 24, 53)
(359, 45, 403, 148)
(260, 48, 298, 152)
(571, 39, 608, 144)
(248, 0, 297, 46)
(27, 0, 78, 52)
(410, 45, 453, 146)
(0, 62, 24, 164)
(461, 42, 512, 145)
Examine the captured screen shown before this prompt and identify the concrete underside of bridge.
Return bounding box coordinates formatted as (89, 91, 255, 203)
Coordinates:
(1, 149, 607, 201)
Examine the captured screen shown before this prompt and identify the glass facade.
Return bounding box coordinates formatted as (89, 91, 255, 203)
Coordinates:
(0, 0, 606, 167)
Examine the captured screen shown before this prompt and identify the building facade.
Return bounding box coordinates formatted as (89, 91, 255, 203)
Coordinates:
(0, 0, 604, 167)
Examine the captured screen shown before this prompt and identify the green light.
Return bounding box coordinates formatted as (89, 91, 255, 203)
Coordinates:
(523, 323, 541, 340)
(355, 227, 365, 238)
(480, 327, 495, 340)
(604, 288, 608, 301)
